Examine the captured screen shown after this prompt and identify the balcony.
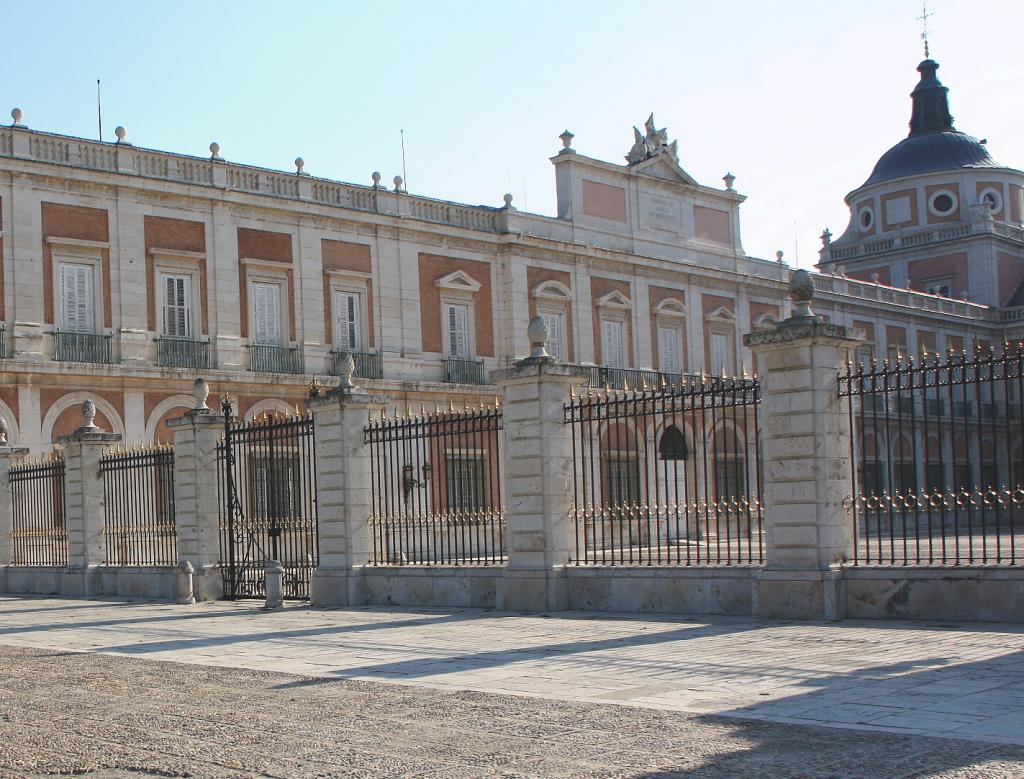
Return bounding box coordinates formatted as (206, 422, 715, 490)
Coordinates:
(249, 344, 302, 374)
(581, 366, 687, 391)
(330, 350, 383, 380)
(444, 357, 486, 385)
(156, 338, 212, 370)
(53, 330, 114, 364)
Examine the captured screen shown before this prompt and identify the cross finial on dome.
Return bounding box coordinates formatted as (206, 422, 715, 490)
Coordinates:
(917, 2, 933, 59)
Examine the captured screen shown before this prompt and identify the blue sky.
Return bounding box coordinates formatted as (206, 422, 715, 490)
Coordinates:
(2, 0, 1022, 267)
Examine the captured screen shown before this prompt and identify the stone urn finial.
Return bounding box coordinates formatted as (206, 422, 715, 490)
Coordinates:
(0, 416, 7, 445)
(192, 378, 210, 411)
(559, 129, 574, 150)
(723, 172, 736, 191)
(337, 353, 356, 390)
(81, 399, 98, 430)
(789, 269, 815, 319)
(527, 315, 551, 360)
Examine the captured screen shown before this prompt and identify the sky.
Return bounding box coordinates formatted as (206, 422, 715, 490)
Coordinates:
(2, 0, 1022, 268)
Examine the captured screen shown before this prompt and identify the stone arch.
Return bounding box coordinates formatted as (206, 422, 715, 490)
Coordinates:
(0, 401, 20, 446)
(145, 394, 196, 444)
(244, 398, 298, 422)
(42, 392, 125, 443)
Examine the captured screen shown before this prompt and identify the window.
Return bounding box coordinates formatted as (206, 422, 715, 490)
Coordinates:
(859, 207, 874, 231)
(658, 325, 681, 374)
(710, 332, 729, 376)
(443, 303, 470, 358)
(980, 187, 1003, 214)
(605, 453, 640, 505)
(249, 453, 302, 520)
(856, 344, 875, 368)
(59, 263, 95, 333)
(928, 190, 958, 217)
(539, 311, 565, 360)
(334, 291, 362, 351)
(159, 274, 193, 338)
(602, 319, 625, 368)
(715, 458, 747, 502)
(446, 453, 485, 511)
(252, 282, 283, 346)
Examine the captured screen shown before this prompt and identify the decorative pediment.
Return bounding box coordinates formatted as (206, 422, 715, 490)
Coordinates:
(752, 313, 777, 331)
(632, 154, 699, 186)
(625, 113, 698, 186)
(704, 306, 736, 323)
(654, 297, 686, 317)
(434, 269, 482, 293)
(532, 279, 572, 301)
(595, 289, 632, 309)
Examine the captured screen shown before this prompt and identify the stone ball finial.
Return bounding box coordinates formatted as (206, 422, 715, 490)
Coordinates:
(295, 157, 305, 174)
(0, 416, 7, 445)
(527, 315, 551, 360)
(81, 399, 98, 430)
(371, 171, 382, 188)
(114, 126, 126, 143)
(723, 172, 736, 191)
(11, 107, 23, 126)
(337, 352, 356, 390)
(192, 378, 210, 411)
(502, 193, 515, 209)
(776, 250, 784, 263)
(393, 175, 404, 192)
(559, 129, 574, 150)
(789, 269, 815, 319)
(209, 142, 221, 160)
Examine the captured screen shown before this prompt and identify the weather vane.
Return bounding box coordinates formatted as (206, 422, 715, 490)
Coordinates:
(917, 2, 933, 58)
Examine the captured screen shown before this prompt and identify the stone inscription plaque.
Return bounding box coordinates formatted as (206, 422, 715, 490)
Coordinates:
(641, 192, 682, 233)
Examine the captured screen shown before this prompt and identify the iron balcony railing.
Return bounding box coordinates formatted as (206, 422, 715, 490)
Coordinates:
(249, 344, 302, 374)
(444, 357, 486, 385)
(53, 330, 114, 364)
(581, 365, 692, 391)
(0, 323, 7, 358)
(330, 350, 383, 380)
(156, 337, 212, 370)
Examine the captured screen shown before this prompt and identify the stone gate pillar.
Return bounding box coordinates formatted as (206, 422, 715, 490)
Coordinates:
(744, 270, 861, 620)
(167, 378, 225, 601)
(491, 318, 588, 612)
(0, 420, 29, 576)
(59, 401, 121, 595)
(306, 366, 388, 607)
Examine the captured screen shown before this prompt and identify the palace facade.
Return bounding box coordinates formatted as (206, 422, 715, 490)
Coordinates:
(0, 56, 1021, 453)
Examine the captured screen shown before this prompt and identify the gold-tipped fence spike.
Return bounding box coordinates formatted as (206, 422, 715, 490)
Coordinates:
(448, 399, 454, 412)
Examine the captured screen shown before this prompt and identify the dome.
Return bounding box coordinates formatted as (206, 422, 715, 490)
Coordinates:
(859, 58, 1010, 188)
(862, 131, 1000, 187)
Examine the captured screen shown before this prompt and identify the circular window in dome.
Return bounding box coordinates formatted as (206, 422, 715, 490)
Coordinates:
(979, 187, 1003, 214)
(928, 190, 958, 217)
(859, 207, 875, 232)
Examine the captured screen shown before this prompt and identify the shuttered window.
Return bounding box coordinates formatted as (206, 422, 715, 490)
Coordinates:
(539, 311, 564, 360)
(59, 263, 95, 333)
(334, 291, 362, 351)
(658, 325, 680, 373)
(444, 303, 470, 358)
(252, 282, 282, 346)
(602, 319, 625, 368)
(710, 332, 729, 376)
(160, 274, 193, 338)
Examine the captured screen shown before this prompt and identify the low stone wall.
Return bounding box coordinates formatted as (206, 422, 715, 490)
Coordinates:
(566, 566, 757, 615)
(843, 566, 1024, 622)
(359, 567, 500, 609)
(0, 566, 179, 600)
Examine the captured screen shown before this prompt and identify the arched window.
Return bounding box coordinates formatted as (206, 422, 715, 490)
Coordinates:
(658, 425, 688, 461)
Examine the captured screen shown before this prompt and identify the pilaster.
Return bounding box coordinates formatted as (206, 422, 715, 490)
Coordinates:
(0, 445, 30, 566)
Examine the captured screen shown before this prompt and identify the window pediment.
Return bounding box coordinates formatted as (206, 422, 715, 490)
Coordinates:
(435, 269, 482, 293)
(531, 279, 572, 301)
(595, 289, 632, 309)
(655, 297, 686, 317)
(705, 306, 736, 323)
(751, 313, 777, 331)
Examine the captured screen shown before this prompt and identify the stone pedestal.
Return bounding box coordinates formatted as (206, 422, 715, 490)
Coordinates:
(167, 408, 225, 601)
(59, 425, 121, 595)
(307, 388, 387, 607)
(745, 315, 860, 620)
(492, 358, 587, 612)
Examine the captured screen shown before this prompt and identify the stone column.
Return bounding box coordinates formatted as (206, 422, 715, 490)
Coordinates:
(166, 379, 225, 601)
(307, 373, 387, 607)
(59, 402, 121, 595)
(744, 270, 860, 620)
(0, 421, 29, 570)
(492, 318, 588, 611)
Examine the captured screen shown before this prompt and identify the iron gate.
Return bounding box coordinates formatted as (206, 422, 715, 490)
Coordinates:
(217, 398, 318, 599)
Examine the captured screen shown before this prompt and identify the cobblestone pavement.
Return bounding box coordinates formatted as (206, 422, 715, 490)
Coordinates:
(0, 597, 1023, 776)
(2, 644, 1024, 778)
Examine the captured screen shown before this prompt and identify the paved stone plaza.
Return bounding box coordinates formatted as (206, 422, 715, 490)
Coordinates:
(0, 597, 1023, 777)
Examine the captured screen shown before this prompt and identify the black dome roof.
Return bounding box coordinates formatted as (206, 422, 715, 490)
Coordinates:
(863, 131, 999, 187)
(860, 59, 1007, 188)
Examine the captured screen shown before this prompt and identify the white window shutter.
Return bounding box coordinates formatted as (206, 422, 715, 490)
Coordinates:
(60, 264, 94, 333)
(253, 283, 282, 346)
(445, 304, 469, 358)
(160, 274, 192, 338)
(540, 312, 563, 360)
(710, 332, 729, 376)
(658, 326, 679, 373)
(603, 320, 624, 368)
(334, 292, 361, 351)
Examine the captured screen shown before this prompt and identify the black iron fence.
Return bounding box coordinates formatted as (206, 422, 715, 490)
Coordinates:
(841, 347, 1024, 565)
(9, 455, 67, 566)
(100, 444, 177, 566)
(54, 330, 114, 364)
(365, 402, 505, 565)
(217, 402, 318, 599)
(156, 337, 212, 369)
(564, 376, 763, 565)
(579, 365, 689, 391)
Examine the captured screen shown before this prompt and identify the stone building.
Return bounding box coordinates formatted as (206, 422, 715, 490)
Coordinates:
(0, 56, 1020, 454)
